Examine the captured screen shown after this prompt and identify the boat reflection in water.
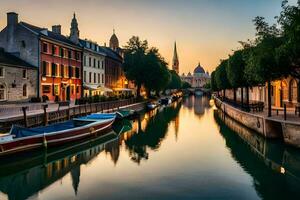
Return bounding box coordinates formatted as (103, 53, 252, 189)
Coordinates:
(0, 101, 183, 200)
(214, 109, 300, 199)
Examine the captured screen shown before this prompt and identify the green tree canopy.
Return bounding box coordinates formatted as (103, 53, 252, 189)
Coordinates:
(210, 71, 218, 91)
(182, 81, 192, 89)
(226, 50, 247, 88)
(166, 70, 182, 90)
(215, 59, 231, 91)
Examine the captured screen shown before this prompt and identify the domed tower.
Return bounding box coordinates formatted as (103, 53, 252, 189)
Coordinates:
(109, 29, 119, 51)
(70, 13, 80, 44)
(194, 62, 205, 76)
(172, 41, 179, 74)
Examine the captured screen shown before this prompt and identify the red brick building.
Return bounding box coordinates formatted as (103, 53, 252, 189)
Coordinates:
(40, 37, 82, 101)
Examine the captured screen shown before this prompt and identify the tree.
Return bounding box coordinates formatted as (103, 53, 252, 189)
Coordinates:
(215, 59, 231, 98)
(166, 70, 182, 90)
(227, 50, 246, 103)
(123, 36, 149, 97)
(143, 48, 171, 97)
(210, 71, 218, 92)
(276, 0, 300, 79)
(182, 81, 192, 89)
(124, 36, 171, 98)
(244, 17, 285, 116)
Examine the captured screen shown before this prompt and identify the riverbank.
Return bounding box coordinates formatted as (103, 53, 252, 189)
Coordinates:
(0, 98, 146, 132)
(214, 96, 300, 148)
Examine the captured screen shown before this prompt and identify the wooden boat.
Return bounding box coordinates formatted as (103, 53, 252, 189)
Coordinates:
(113, 119, 133, 136)
(0, 113, 116, 156)
(116, 109, 137, 119)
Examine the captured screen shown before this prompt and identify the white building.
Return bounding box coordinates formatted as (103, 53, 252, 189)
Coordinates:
(181, 63, 210, 88)
(80, 39, 107, 97)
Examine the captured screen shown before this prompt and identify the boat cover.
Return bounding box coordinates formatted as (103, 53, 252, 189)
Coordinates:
(11, 121, 76, 138)
(78, 113, 116, 120)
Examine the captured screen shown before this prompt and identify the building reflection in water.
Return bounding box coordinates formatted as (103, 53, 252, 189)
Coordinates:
(0, 133, 117, 200)
(214, 109, 300, 199)
(183, 96, 211, 117)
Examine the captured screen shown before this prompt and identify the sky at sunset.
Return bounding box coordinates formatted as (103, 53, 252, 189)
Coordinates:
(0, 0, 297, 74)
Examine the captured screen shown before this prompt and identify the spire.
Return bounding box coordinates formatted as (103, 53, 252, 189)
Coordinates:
(70, 12, 80, 44)
(172, 41, 179, 74)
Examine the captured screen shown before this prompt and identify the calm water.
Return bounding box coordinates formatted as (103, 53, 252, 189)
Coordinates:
(1, 96, 300, 200)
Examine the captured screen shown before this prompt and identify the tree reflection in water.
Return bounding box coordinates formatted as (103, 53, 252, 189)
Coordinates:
(214, 109, 300, 200)
(124, 102, 182, 164)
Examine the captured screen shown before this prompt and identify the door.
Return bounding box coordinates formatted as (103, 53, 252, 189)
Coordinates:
(66, 86, 70, 101)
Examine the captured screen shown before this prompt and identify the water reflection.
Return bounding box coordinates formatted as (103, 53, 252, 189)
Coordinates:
(214, 109, 300, 199)
(3, 97, 300, 200)
(0, 132, 118, 200)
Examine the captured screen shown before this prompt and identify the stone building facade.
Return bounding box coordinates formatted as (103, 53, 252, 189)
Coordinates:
(0, 48, 37, 102)
(0, 12, 83, 102)
(181, 63, 210, 88)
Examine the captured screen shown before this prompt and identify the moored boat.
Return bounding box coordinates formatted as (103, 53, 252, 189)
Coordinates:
(0, 113, 116, 156)
(147, 102, 159, 110)
(116, 109, 137, 119)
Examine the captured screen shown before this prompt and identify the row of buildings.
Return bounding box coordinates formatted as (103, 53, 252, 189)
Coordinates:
(0, 12, 131, 102)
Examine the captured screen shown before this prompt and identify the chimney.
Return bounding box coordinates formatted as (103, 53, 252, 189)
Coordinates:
(6, 12, 18, 53)
(52, 25, 61, 34)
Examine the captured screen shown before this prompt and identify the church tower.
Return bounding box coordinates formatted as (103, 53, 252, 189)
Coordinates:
(172, 41, 179, 74)
(109, 29, 119, 51)
(70, 13, 79, 44)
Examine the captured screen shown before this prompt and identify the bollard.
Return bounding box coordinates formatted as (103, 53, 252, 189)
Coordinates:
(284, 104, 287, 121)
(22, 106, 28, 128)
(43, 104, 48, 126)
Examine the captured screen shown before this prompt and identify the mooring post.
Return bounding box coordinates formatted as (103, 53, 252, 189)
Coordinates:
(284, 104, 287, 121)
(43, 104, 48, 126)
(22, 106, 28, 128)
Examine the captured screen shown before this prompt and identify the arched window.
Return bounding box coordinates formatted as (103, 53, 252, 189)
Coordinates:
(23, 84, 27, 97)
(282, 81, 288, 101)
(0, 84, 6, 100)
(290, 79, 298, 102)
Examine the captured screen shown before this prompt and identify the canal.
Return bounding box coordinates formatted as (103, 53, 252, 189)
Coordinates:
(1, 96, 300, 200)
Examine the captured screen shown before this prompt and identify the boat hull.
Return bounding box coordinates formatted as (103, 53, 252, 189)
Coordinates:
(0, 119, 115, 156)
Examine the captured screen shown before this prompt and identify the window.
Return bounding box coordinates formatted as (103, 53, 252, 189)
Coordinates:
(94, 73, 96, 83)
(83, 56, 86, 66)
(282, 81, 288, 101)
(52, 45, 57, 55)
(75, 67, 80, 78)
(89, 57, 91, 67)
(22, 69, 27, 79)
(291, 79, 298, 102)
(23, 84, 27, 97)
(0, 84, 6, 100)
(102, 61, 104, 69)
(60, 48, 64, 57)
(98, 73, 100, 83)
(0, 67, 4, 78)
(84, 71, 87, 82)
(93, 59, 96, 68)
(102, 74, 104, 83)
(54, 85, 59, 95)
(69, 66, 73, 78)
(98, 60, 100, 68)
(42, 85, 51, 94)
(68, 50, 72, 59)
(76, 86, 80, 94)
(76, 52, 80, 60)
(42, 61, 47, 76)
(52, 63, 57, 77)
(64, 65, 68, 78)
(89, 72, 92, 83)
(43, 43, 48, 53)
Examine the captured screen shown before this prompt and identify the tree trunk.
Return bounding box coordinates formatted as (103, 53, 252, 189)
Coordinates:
(246, 87, 250, 111)
(241, 87, 244, 109)
(233, 88, 237, 103)
(137, 84, 141, 98)
(267, 80, 272, 117)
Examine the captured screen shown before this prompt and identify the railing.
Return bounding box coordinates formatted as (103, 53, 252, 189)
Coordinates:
(0, 98, 142, 131)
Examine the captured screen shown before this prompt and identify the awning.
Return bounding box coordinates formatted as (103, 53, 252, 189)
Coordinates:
(113, 88, 133, 92)
(98, 86, 113, 92)
(83, 84, 99, 90)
